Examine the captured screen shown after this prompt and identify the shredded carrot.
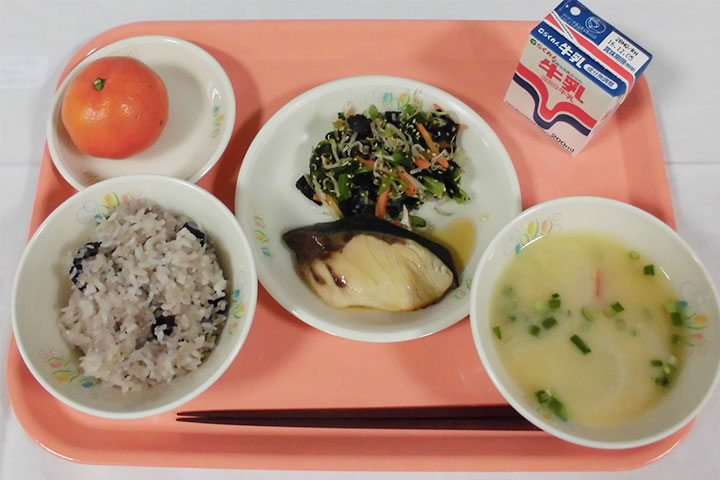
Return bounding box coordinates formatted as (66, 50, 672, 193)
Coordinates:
(436, 156, 449, 169)
(458, 124, 468, 130)
(354, 155, 375, 168)
(376, 188, 390, 218)
(312, 193, 321, 202)
(438, 141, 452, 150)
(398, 170, 418, 195)
(413, 157, 432, 169)
(416, 123, 439, 155)
(433, 103, 443, 111)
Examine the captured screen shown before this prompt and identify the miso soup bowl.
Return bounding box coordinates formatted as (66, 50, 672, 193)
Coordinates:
(469, 196, 720, 449)
(11, 175, 257, 419)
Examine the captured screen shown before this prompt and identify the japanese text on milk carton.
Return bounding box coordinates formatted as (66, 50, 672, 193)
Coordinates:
(504, 0, 652, 155)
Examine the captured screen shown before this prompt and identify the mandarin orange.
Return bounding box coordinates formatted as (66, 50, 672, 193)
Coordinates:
(61, 56, 169, 159)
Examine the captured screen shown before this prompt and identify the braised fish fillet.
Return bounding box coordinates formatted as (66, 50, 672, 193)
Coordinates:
(282, 217, 458, 311)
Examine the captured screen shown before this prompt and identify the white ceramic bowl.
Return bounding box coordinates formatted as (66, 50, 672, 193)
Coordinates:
(236, 75, 521, 343)
(470, 196, 720, 449)
(12, 175, 257, 419)
(47, 35, 235, 190)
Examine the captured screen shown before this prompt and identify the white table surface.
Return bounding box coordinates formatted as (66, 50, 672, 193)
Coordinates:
(1, 0, 718, 478)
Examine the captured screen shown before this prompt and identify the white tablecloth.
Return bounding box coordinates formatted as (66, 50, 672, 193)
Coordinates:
(1, 1, 718, 478)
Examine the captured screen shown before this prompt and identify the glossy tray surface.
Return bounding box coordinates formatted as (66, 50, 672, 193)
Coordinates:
(6, 20, 684, 471)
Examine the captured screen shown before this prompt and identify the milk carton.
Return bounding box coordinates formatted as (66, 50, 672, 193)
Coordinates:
(505, 0, 652, 155)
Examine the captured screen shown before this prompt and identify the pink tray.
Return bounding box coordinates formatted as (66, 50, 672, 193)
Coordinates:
(7, 20, 686, 471)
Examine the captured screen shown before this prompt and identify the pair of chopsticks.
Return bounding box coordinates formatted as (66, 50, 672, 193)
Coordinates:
(177, 405, 538, 430)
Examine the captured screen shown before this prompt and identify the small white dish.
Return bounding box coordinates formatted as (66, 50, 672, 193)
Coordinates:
(235, 75, 521, 343)
(470, 196, 720, 448)
(47, 35, 235, 190)
(12, 175, 257, 419)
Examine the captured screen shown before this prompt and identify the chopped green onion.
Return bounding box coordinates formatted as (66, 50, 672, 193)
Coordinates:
(535, 389, 551, 403)
(644, 264, 655, 276)
(570, 334, 591, 354)
(548, 298, 561, 309)
(611, 302, 624, 313)
(651, 359, 663, 367)
(551, 293, 560, 298)
(655, 376, 670, 387)
(368, 104, 380, 120)
(671, 312, 683, 326)
(547, 397, 568, 420)
(629, 251, 640, 260)
(542, 317, 558, 330)
(422, 177, 446, 196)
(671, 334, 682, 345)
(529, 325, 541, 337)
(581, 308, 594, 322)
(493, 326, 502, 340)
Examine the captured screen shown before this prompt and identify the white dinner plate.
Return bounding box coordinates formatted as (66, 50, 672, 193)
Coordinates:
(235, 75, 521, 342)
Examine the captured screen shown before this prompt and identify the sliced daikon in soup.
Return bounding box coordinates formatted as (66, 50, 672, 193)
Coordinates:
(491, 231, 685, 427)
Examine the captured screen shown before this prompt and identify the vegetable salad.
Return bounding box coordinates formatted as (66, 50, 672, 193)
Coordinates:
(295, 99, 469, 227)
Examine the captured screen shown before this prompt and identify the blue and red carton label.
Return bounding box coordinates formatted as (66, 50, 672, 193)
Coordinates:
(505, 0, 652, 155)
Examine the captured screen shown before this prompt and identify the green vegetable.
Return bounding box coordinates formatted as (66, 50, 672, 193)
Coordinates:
(629, 250, 640, 260)
(644, 264, 655, 276)
(547, 397, 568, 420)
(493, 326, 502, 340)
(671, 312, 683, 326)
(422, 177, 446, 196)
(651, 359, 663, 367)
(611, 302, 624, 313)
(542, 317, 558, 330)
(534, 390, 567, 420)
(409, 215, 426, 228)
(581, 308, 594, 322)
(368, 104, 380, 120)
(671, 334, 682, 345)
(570, 334, 591, 354)
(529, 325, 541, 337)
(453, 187, 469, 204)
(535, 389, 551, 403)
(548, 294, 561, 309)
(337, 174, 350, 200)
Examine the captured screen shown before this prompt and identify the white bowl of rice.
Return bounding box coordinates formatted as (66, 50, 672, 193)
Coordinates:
(12, 174, 257, 419)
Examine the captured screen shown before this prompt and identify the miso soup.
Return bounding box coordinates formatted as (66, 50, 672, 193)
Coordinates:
(491, 231, 685, 427)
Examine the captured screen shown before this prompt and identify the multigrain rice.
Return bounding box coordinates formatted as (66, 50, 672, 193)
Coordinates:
(58, 198, 228, 392)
